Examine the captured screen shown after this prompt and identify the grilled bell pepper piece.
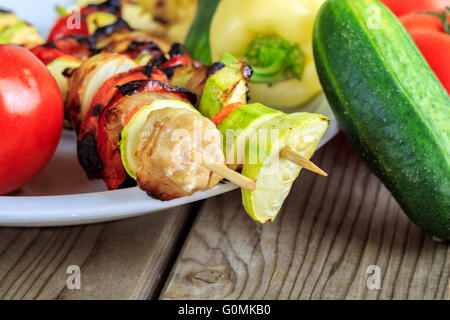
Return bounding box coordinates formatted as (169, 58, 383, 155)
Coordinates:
(76, 66, 159, 180)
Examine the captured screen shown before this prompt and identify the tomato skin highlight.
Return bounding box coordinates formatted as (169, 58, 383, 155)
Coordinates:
(0, 45, 63, 195)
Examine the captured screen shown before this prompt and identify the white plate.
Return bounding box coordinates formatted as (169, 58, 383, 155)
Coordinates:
(0, 0, 339, 226)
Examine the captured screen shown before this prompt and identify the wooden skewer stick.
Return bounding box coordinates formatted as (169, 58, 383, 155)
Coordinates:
(192, 150, 256, 191)
(280, 147, 328, 177)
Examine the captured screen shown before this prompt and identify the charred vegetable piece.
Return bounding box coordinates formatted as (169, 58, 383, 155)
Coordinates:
(198, 62, 251, 119)
(96, 30, 171, 54)
(86, 12, 118, 35)
(66, 52, 137, 132)
(77, 66, 158, 180)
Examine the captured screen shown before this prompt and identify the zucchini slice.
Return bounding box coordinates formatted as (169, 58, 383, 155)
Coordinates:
(217, 103, 282, 170)
(47, 56, 81, 102)
(241, 113, 329, 223)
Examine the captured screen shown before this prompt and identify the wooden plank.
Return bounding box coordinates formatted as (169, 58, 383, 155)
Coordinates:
(0, 204, 198, 300)
(160, 134, 450, 300)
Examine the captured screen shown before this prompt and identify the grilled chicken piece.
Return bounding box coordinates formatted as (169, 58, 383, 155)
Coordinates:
(135, 107, 224, 200)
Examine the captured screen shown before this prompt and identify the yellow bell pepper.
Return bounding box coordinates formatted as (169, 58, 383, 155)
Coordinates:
(210, 0, 325, 108)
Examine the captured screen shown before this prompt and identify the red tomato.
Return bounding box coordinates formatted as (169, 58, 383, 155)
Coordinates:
(396, 11, 450, 93)
(380, 0, 450, 16)
(399, 13, 446, 33)
(0, 45, 63, 194)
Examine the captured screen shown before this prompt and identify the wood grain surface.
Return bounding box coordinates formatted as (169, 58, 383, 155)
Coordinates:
(0, 134, 448, 300)
(160, 134, 450, 300)
(0, 204, 198, 300)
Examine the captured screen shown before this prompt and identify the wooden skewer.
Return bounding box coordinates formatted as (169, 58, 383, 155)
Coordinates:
(280, 147, 328, 177)
(192, 150, 256, 191)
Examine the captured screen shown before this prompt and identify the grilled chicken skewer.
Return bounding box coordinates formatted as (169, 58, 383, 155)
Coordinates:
(64, 51, 255, 198)
(44, 9, 324, 195)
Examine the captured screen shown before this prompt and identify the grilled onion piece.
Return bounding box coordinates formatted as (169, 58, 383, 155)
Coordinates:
(66, 52, 137, 131)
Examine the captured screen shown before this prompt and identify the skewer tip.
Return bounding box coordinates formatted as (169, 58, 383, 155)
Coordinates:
(280, 147, 328, 177)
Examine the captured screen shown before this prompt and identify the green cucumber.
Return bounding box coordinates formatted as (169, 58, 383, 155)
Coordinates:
(120, 100, 197, 179)
(217, 103, 282, 170)
(313, 0, 450, 240)
(241, 113, 329, 223)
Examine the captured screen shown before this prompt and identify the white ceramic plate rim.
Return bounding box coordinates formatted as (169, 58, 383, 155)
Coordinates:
(0, 0, 339, 226)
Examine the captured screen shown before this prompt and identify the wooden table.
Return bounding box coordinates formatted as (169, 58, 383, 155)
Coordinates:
(0, 133, 448, 300)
